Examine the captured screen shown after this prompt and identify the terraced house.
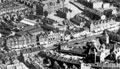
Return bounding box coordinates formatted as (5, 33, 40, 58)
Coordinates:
(90, 18, 120, 33)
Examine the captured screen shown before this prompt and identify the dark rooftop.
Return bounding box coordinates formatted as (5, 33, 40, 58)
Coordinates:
(42, 18, 56, 25)
(28, 27, 44, 35)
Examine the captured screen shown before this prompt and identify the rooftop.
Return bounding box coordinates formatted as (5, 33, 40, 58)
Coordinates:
(28, 27, 44, 35)
(0, 2, 28, 15)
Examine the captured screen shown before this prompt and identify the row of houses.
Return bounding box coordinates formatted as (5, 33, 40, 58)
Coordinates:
(0, 2, 33, 23)
(6, 31, 63, 50)
(90, 18, 120, 33)
(0, 10, 26, 22)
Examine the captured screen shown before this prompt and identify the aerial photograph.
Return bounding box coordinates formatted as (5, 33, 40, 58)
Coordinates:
(0, 0, 120, 69)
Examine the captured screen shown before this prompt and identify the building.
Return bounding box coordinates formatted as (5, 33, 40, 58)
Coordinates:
(7, 62, 29, 69)
(37, 32, 48, 45)
(41, 0, 64, 13)
(70, 13, 91, 28)
(70, 27, 89, 38)
(6, 34, 33, 50)
(56, 7, 69, 19)
(63, 19, 75, 29)
(81, 63, 91, 69)
(0, 2, 28, 15)
(0, 0, 16, 3)
(47, 31, 62, 44)
(0, 2, 33, 23)
(6, 26, 44, 50)
(102, 30, 120, 43)
(20, 18, 38, 26)
(17, 0, 39, 15)
(6, 30, 62, 50)
(103, 0, 120, 4)
(72, 0, 117, 20)
(77, 0, 99, 8)
(41, 18, 59, 31)
(38, 31, 62, 46)
(20, 0, 64, 14)
(97, 49, 110, 62)
(71, 0, 104, 19)
(90, 18, 120, 33)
